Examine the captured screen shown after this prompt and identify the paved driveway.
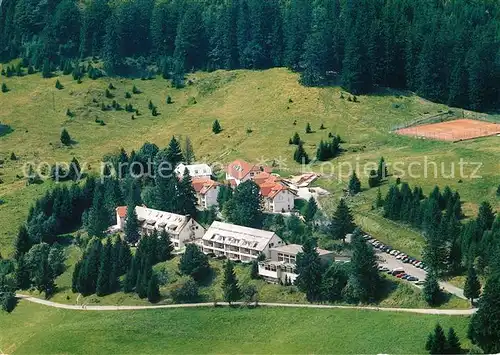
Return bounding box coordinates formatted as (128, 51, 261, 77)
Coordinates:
(375, 249, 465, 299)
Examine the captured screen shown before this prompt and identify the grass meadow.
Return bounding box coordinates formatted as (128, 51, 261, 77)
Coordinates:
(0, 66, 498, 270)
(0, 301, 471, 354)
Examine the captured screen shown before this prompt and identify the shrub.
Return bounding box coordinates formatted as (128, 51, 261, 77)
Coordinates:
(125, 92, 132, 99)
(187, 96, 197, 105)
(151, 107, 159, 116)
(108, 83, 115, 90)
(27, 65, 35, 75)
(105, 89, 113, 99)
(66, 109, 73, 117)
(132, 85, 141, 94)
(55, 80, 63, 90)
(1, 83, 8, 93)
(320, 123, 325, 130)
(166, 95, 173, 104)
(171, 278, 200, 303)
(10, 152, 17, 161)
(148, 100, 154, 110)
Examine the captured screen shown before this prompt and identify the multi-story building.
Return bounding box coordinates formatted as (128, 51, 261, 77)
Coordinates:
(115, 206, 206, 249)
(258, 244, 340, 284)
(225, 159, 271, 186)
(192, 177, 220, 209)
(201, 221, 284, 262)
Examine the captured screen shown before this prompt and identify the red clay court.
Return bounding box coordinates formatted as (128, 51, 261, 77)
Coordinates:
(396, 119, 500, 142)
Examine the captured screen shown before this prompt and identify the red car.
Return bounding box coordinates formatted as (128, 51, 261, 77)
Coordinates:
(396, 273, 406, 278)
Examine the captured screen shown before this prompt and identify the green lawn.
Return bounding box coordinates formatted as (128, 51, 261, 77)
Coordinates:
(0, 67, 498, 259)
(0, 301, 471, 354)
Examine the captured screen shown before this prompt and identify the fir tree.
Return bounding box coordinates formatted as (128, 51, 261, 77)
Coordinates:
(348, 172, 361, 195)
(295, 238, 323, 302)
(291, 132, 301, 145)
(124, 204, 140, 244)
(147, 273, 161, 303)
(446, 327, 461, 354)
(14, 225, 31, 260)
(157, 230, 174, 262)
(179, 244, 210, 282)
(368, 170, 380, 188)
(212, 119, 222, 134)
(293, 142, 310, 164)
(60, 128, 72, 146)
(55, 79, 63, 89)
(1, 83, 8, 93)
(222, 260, 240, 304)
(305, 122, 312, 133)
(177, 168, 198, 217)
(426, 324, 448, 355)
(377, 157, 388, 181)
(96, 238, 112, 296)
(166, 136, 183, 168)
(304, 196, 318, 222)
(183, 137, 195, 164)
(464, 263, 481, 305)
(423, 271, 441, 306)
(42, 59, 51, 78)
(223, 180, 262, 228)
(330, 198, 355, 242)
(375, 188, 384, 208)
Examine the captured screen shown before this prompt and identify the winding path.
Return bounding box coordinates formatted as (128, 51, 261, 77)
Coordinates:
(16, 294, 476, 315)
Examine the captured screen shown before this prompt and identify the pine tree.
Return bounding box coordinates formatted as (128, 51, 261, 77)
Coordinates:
(293, 142, 310, 164)
(348, 172, 361, 195)
(55, 79, 63, 89)
(14, 225, 31, 260)
(1, 83, 8, 93)
(222, 260, 240, 304)
(157, 230, 174, 262)
(464, 263, 481, 305)
(368, 170, 380, 188)
(330, 198, 355, 241)
(295, 238, 323, 302)
(42, 59, 51, 78)
(166, 136, 183, 168)
(292, 132, 301, 145)
(212, 119, 222, 134)
(304, 196, 318, 223)
(423, 271, 441, 306)
(60, 128, 72, 145)
(96, 239, 112, 296)
(345, 229, 380, 303)
(147, 273, 161, 303)
(446, 327, 461, 354)
(426, 324, 448, 355)
(177, 168, 197, 217)
(477, 201, 495, 234)
(179, 244, 210, 282)
(223, 180, 262, 228)
(305, 122, 312, 133)
(469, 273, 500, 353)
(124, 204, 140, 244)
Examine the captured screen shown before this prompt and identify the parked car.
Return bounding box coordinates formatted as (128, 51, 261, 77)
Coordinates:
(408, 276, 419, 282)
(396, 273, 406, 278)
(378, 266, 389, 272)
(402, 257, 410, 263)
(415, 280, 425, 285)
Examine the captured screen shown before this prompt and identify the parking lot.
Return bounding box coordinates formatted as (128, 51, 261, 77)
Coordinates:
(364, 235, 466, 299)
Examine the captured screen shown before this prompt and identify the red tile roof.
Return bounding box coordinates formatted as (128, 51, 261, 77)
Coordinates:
(116, 206, 127, 218)
(226, 159, 272, 180)
(192, 177, 220, 195)
(259, 182, 288, 199)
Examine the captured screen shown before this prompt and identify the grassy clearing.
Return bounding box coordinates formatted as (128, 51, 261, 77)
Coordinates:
(0, 301, 471, 354)
(0, 68, 498, 258)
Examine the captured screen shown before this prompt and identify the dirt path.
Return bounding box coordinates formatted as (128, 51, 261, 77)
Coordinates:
(16, 294, 476, 315)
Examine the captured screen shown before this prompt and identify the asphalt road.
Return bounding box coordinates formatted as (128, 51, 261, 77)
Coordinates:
(375, 249, 465, 299)
(16, 294, 475, 315)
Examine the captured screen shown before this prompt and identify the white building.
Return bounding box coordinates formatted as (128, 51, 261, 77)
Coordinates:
(175, 163, 213, 179)
(254, 172, 296, 213)
(115, 206, 206, 249)
(258, 244, 337, 284)
(192, 178, 220, 209)
(201, 221, 284, 262)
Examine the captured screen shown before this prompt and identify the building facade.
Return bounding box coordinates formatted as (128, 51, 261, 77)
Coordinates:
(175, 163, 213, 179)
(258, 244, 336, 284)
(115, 206, 206, 249)
(201, 221, 284, 262)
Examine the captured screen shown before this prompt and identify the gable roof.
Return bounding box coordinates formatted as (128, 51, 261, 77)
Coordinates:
(202, 221, 281, 252)
(226, 159, 255, 180)
(192, 177, 220, 195)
